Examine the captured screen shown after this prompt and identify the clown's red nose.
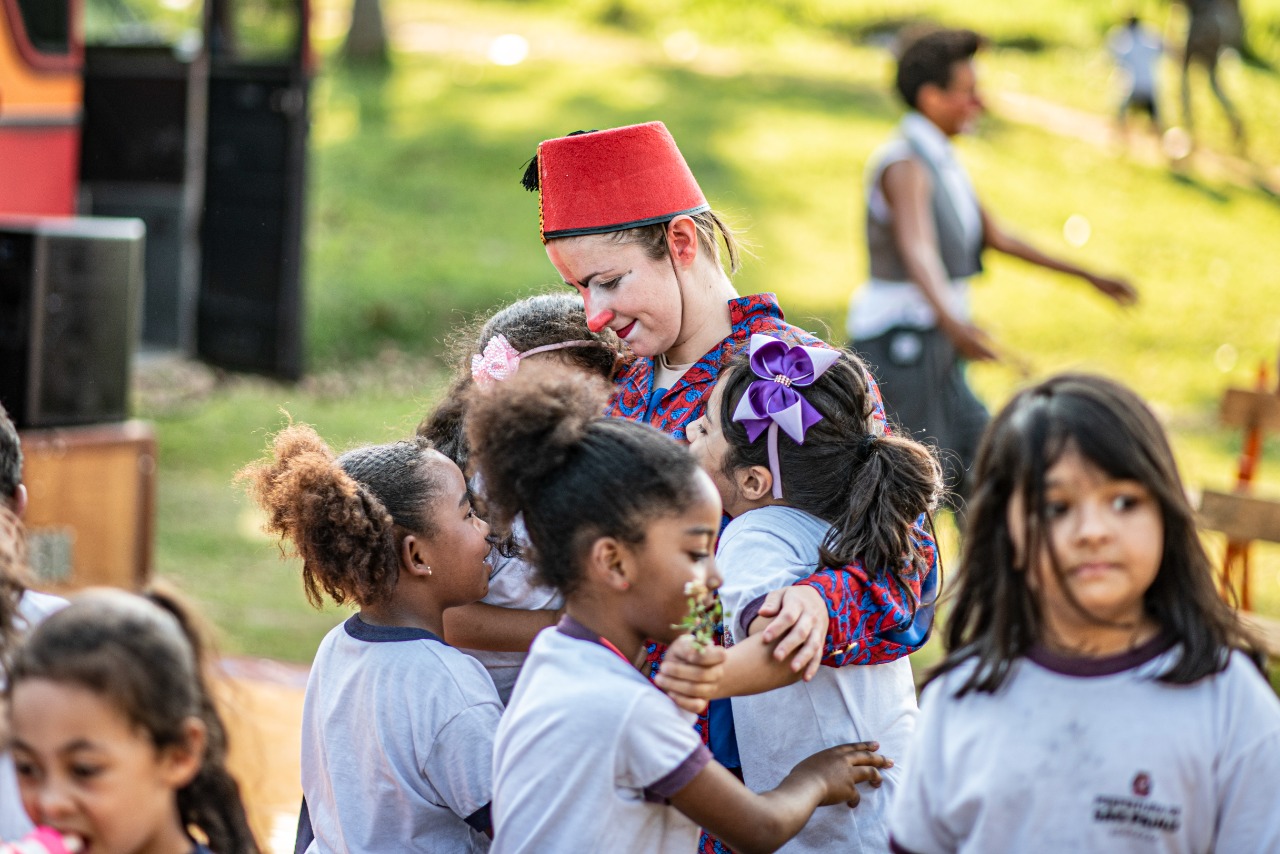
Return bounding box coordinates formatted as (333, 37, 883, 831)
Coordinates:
(587, 309, 616, 334)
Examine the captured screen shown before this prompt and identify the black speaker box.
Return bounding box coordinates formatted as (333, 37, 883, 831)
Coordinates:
(0, 217, 144, 428)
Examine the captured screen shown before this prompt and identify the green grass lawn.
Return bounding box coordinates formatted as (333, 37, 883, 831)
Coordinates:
(144, 0, 1280, 664)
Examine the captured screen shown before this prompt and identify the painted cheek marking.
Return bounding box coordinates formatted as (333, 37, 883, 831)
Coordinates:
(587, 309, 616, 333)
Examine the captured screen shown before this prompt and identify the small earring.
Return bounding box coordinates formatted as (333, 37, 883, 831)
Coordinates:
(425, 566, 432, 575)
(620, 580, 630, 591)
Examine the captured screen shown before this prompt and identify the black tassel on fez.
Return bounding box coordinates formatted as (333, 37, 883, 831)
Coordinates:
(520, 156, 540, 192)
(520, 130, 596, 193)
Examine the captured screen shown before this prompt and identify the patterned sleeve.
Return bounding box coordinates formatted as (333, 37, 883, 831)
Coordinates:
(794, 519, 938, 667)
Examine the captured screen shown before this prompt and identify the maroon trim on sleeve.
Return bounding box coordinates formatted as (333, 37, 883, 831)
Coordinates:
(889, 835, 926, 854)
(642, 743, 713, 804)
(464, 802, 493, 837)
(737, 593, 769, 638)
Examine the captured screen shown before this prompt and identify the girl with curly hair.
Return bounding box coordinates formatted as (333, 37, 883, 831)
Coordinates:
(240, 427, 498, 851)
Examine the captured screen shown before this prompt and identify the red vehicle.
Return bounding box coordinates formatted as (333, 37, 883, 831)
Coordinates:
(1, 0, 311, 381)
(2, 0, 310, 591)
(0, 0, 81, 216)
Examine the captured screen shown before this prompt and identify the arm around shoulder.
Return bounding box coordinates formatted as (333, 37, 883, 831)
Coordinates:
(442, 601, 559, 651)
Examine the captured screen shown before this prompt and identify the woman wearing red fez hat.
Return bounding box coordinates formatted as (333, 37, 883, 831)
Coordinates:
(522, 121, 932, 853)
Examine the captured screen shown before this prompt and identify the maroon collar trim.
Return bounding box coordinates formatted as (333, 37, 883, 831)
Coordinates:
(556, 615, 634, 667)
(1027, 632, 1175, 677)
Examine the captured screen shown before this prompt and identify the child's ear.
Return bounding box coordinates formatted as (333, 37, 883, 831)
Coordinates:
(735, 465, 774, 503)
(400, 534, 433, 578)
(585, 536, 632, 592)
(160, 716, 208, 789)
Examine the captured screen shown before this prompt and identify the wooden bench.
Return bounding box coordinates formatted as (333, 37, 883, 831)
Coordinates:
(1196, 378, 1280, 659)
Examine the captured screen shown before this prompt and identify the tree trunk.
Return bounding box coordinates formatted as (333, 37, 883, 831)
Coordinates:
(343, 0, 389, 67)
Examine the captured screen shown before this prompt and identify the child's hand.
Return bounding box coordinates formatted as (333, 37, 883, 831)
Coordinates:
(654, 634, 727, 714)
(789, 741, 892, 808)
(753, 585, 830, 680)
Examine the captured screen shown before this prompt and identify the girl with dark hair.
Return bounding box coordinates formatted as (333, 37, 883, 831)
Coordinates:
(6, 587, 259, 854)
(466, 370, 892, 854)
(418, 292, 621, 702)
(670, 334, 941, 851)
(239, 427, 499, 852)
(418, 291, 622, 475)
(888, 373, 1280, 853)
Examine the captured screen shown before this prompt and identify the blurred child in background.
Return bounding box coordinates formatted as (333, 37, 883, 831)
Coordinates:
(1108, 15, 1165, 141)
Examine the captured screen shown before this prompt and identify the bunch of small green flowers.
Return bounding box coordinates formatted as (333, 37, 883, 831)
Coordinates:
(675, 578, 722, 651)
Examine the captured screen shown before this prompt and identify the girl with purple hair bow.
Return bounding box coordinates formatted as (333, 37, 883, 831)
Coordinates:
(662, 333, 944, 852)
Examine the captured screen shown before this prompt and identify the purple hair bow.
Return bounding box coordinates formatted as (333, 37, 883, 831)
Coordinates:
(731, 334, 840, 498)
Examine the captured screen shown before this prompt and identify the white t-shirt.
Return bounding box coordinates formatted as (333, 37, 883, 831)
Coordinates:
(491, 617, 711, 853)
(459, 517, 562, 704)
(1109, 25, 1163, 97)
(302, 615, 501, 853)
(0, 590, 68, 839)
(717, 506, 917, 852)
(889, 640, 1280, 854)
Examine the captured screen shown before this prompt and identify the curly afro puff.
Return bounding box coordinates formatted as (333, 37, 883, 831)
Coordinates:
(238, 424, 445, 609)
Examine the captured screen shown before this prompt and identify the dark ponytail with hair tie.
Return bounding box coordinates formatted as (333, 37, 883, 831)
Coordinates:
(717, 348, 942, 596)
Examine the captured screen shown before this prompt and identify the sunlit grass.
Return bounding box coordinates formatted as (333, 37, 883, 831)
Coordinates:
(149, 0, 1280, 663)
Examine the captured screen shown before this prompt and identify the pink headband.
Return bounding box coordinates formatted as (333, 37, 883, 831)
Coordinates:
(471, 334, 601, 386)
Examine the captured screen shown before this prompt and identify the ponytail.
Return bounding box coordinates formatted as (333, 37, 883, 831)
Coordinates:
(717, 347, 942, 592)
(819, 432, 942, 597)
(238, 424, 443, 609)
(144, 585, 259, 854)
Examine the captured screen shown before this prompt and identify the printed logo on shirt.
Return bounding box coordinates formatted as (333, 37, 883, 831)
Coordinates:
(1093, 772, 1180, 840)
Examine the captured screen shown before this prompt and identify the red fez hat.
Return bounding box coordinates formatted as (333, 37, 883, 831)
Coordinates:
(523, 122, 710, 242)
